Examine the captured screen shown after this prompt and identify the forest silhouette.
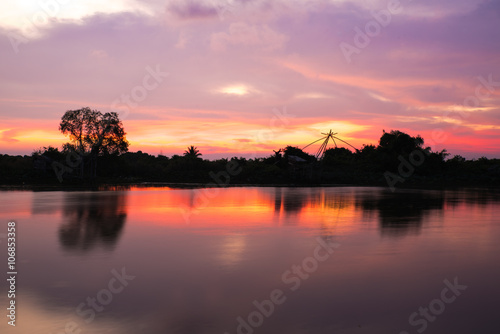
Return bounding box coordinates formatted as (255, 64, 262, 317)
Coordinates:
(1, 107, 499, 188)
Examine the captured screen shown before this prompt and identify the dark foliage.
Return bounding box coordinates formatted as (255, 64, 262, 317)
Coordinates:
(1, 130, 499, 188)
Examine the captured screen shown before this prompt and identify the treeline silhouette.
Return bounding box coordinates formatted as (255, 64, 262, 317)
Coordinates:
(1, 130, 499, 187)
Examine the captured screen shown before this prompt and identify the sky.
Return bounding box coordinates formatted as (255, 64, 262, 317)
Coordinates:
(1, 0, 499, 159)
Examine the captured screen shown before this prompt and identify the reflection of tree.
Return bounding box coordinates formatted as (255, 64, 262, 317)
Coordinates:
(310, 190, 352, 211)
(272, 188, 356, 214)
(59, 192, 127, 251)
(357, 190, 445, 236)
(273, 187, 283, 216)
(272, 188, 310, 227)
(282, 189, 307, 214)
(272, 188, 353, 237)
(272, 188, 309, 220)
(445, 188, 500, 208)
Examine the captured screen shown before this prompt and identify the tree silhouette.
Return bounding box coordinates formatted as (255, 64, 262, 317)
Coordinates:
(283, 146, 316, 162)
(184, 146, 202, 158)
(378, 130, 425, 156)
(323, 147, 353, 166)
(59, 107, 129, 178)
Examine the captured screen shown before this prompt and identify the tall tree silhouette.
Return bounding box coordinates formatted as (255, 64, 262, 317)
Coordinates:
(59, 107, 129, 178)
(378, 130, 425, 155)
(376, 130, 427, 172)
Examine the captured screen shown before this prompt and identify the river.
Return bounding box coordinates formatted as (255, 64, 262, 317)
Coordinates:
(0, 186, 498, 334)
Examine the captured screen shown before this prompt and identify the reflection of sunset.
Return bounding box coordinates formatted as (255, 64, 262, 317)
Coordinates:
(0, 294, 130, 334)
(125, 187, 365, 235)
(91, 187, 498, 242)
(1, 187, 499, 334)
(4, 114, 499, 158)
(217, 234, 247, 267)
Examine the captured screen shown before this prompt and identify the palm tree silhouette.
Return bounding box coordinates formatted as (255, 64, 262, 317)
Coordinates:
(184, 145, 202, 158)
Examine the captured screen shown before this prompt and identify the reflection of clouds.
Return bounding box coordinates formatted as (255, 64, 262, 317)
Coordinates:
(11, 187, 500, 334)
(31, 191, 65, 215)
(217, 234, 246, 268)
(59, 192, 127, 252)
(0, 294, 131, 334)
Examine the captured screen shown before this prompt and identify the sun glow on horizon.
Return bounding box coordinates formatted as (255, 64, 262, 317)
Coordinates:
(2, 116, 499, 159)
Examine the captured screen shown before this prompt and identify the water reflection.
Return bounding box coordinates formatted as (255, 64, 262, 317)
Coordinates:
(3, 187, 500, 334)
(445, 188, 500, 208)
(268, 187, 500, 236)
(281, 188, 307, 214)
(357, 190, 445, 236)
(270, 187, 442, 236)
(95, 186, 499, 237)
(273, 188, 352, 214)
(59, 192, 127, 252)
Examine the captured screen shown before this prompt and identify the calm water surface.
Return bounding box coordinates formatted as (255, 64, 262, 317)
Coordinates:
(0, 186, 499, 334)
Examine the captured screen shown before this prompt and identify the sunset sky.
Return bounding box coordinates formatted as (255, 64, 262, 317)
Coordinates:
(1, 0, 499, 159)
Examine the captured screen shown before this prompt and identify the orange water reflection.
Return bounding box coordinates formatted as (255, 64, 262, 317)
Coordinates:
(1, 187, 499, 334)
(114, 186, 499, 235)
(125, 187, 366, 232)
